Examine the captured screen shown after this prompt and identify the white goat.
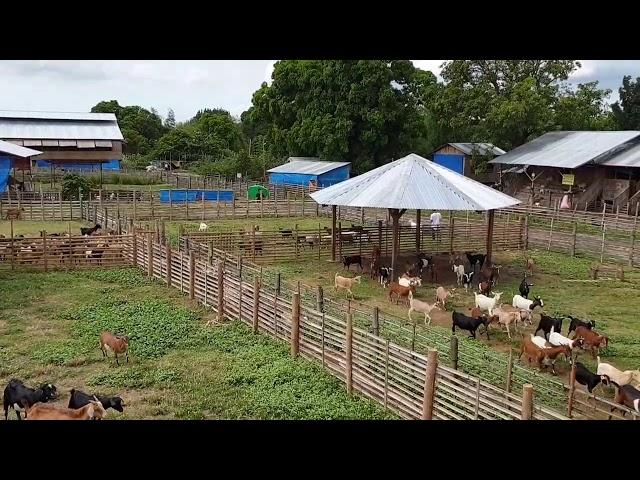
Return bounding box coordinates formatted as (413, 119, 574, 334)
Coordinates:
(334, 273, 361, 299)
(512, 294, 543, 311)
(491, 306, 521, 339)
(435, 286, 455, 309)
(199, 222, 208, 232)
(548, 326, 582, 350)
(399, 274, 421, 288)
(499, 303, 533, 327)
(407, 291, 440, 326)
(452, 264, 465, 286)
(474, 292, 503, 316)
(597, 357, 640, 388)
(530, 334, 551, 349)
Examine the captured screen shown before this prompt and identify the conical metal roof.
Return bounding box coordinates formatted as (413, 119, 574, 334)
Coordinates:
(309, 153, 520, 211)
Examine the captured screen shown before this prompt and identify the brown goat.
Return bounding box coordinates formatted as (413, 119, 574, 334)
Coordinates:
(519, 334, 570, 374)
(468, 306, 483, 319)
(574, 326, 609, 358)
(100, 331, 130, 366)
(388, 282, 416, 306)
(26, 400, 106, 420)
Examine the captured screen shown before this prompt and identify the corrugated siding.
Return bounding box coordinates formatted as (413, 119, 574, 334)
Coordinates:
(0, 118, 124, 141)
(268, 159, 351, 176)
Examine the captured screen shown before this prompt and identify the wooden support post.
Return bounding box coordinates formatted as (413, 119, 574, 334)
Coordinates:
(474, 377, 481, 420)
(521, 384, 533, 420)
(302, 192, 305, 216)
(600, 225, 606, 264)
(506, 348, 513, 393)
(294, 224, 299, 260)
(321, 313, 326, 367)
(524, 214, 530, 251)
(316, 285, 324, 313)
(568, 359, 577, 418)
(372, 306, 380, 336)
(291, 293, 300, 358)
(189, 253, 195, 300)
(132, 233, 138, 267)
(422, 349, 438, 420)
(384, 340, 390, 410)
(601, 203, 606, 230)
(485, 210, 495, 266)
(547, 215, 554, 251)
(59, 187, 63, 220)
(338, 221, 342, 261)
(40, 185, 44, 221)
(331, 205, 337, 262)
(415, 209, 421, 253)
(78, 189, 83, 220)
(42, 231, 48, 272)
(317, 223, 321, 261)
(378, 220, 383, 254)
(450, 335, 458, 370)
(165, 243, 172, 286)
(346, 313, 353, 396)
(448, 217, 455, 254)
(571, 222, 577, 257)
(147, 233, 153, 278)
(185, 191, 189, 220)
(202, 192, 206, 221)
(217, 262, 224, 322)
(9, 220, 14, 271)
(252, 278, 260, 333)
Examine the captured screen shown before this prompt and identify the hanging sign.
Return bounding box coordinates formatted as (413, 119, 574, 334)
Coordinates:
(562, 174, 575, 186)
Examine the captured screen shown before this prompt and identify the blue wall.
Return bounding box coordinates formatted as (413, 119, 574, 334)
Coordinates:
(433, 154, 464, 174)
(36, 159, 121, 171)
(317, 164, 350, 187)
(159, 189, 234, 203)
(0, 157, 12, 193)
(269, 164, 350, 188)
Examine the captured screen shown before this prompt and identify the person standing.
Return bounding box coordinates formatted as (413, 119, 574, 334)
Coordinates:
(430, 211, 442, 241)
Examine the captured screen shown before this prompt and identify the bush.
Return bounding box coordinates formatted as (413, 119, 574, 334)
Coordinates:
(61, 174, 98, 200)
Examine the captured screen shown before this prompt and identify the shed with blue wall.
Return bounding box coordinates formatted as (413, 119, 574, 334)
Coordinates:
(268, 157, 351, 188)
(430, 143, 506, 183)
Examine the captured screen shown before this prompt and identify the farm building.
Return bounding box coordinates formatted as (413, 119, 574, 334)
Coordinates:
(0, 110, 125, 176)
(0, 140, 42, 193)
(429, 143, 505, 182)
(490, 131, 640, 212)
(268, 157, 351, 188)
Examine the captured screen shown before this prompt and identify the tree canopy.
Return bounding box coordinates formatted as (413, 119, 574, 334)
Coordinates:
(612, 75, 640, 129)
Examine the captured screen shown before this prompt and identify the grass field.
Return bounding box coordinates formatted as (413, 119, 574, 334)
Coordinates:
(0, 268, 394, 420)
(0, 220, 91, 237)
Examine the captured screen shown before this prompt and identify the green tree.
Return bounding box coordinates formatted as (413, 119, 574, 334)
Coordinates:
(61, 173, 97, 200)
(612, 75, 640, 129)
(165, 108, 176, 129)
(555, 82, 615, 130)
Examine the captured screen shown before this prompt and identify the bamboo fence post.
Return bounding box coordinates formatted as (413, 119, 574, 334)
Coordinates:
(291, 293, 300, 358)
(616, 205, 620, 229)
(450, 335, 458, 370)
(59, 187, 63, 220)
(133, 189, 137, 221)
(42, 231, 47, 272)
(601, 203, 606, 230)
(568, 359, 577, 418)
(251, 225, 256, 262)
(294, 224, 299, 260)
(217, 262, 224, 322)
(422, 349, 438, 420)
(521, 384, 534, 420)
(600, 225, 606, 264)
(252, 278, 260, 333)
(506, 348, 513, 393)
(378, 220, 382, 253)
(40, 185, 44, 221)
(150, 187, 155, 219)
(9, 220, 14, 270)
(78, 189, 83, 220)
(317, 223, 321, 261)
(448, 217, 454, 254)
(165, 243, 172, 286)
(316, 285, 324, 313)
(189, 253, 195, 300)
(383, 340, 390, 410)
(547, 215, 554, 251)
(321, 313, 326, 368)
(411, 323, 416, 351)
(147, 233, 153, 278)
(346, 312, 353, 396)
(260, 195, 264, 218)
(185, 190, 189, 220)
(372, 307, 380, 336)
(524, 214, 530, 251)
(275, 272, 281, 296)
(630, 203, 639, 267)
(132, 232, 138, 267)
(571, 222, 577, 257)
(338, 221, 342, 260)
(474, 377, 481, 420)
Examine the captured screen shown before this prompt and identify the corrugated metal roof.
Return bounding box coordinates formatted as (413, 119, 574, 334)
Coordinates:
(489, 131, 640, 168)
(449, 143, 506, 156)
(0, 110, 117, 121)
(268, 159, 351, 176)
(310, 153, 520, 211)
(0, 139, 41, 157)
(0, 118, 124, 141)
(600, 142, 640, 167)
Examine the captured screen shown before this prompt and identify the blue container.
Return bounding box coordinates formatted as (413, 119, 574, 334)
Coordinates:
(158, 189, 234, 203)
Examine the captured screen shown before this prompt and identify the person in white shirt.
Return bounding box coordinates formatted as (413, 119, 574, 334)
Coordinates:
(430, 211, 442, 240)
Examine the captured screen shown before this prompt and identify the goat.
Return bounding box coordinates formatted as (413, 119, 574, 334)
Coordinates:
(3, 379, 58, 420)
(80, 224, 102, 236)
(534, 314, 563, 340)
(342, 255, 363, 271)
(548, 326, 583, 357)
(407, 291, 440, 326)
(435, 286, 455, 310)
(388, 282, 416, 306)
(473, 291, 503, 316)
(468, 306, 483, 319)
(461, 271, 474, 291)
(452, 311, 490, 340)
(478, 280, 494, 295)
(68, 389, 126, 413)
(500, 304, 533, 327)
(378, 267, 392, 287)
(334, 273, 361, 299)
(567, 316, 596, 336)
(452, 264, 465, 286)
(199, 222, 208, 232)
(519, 276, 534, 299)
(575, 362, 606, 393)
(519, 335, 570, 374)
(465, 252, 485, 271)
(100, 331, 130, 366)
(574, 326, 609, 358)
(491, 306, 520, 339)
(608, 382, 640, 419)
(479, 264, 501, 286)
(26, 401, 106, 420)
(596, 357, 640, 388)
(531, 334, 552, 349)
(526, 258, 535, 274)
(512, 294, 543, 311)
(399, 274, 421, 288)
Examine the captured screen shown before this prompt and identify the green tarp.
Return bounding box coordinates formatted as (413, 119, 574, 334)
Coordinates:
(248, 184, 269, 200)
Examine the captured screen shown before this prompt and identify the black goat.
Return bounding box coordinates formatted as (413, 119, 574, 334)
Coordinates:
(378, 267, 392, 287)
(68, 389, 125, 413)
(568, 316, 596, 336)
(3, 379, 58, 420)
(452, 311, 490, 340)
(534, 314, 564, 340)
(466, 252, 486, 270)
(462, 271, 474, 290)
(519, 276, 534, 299)
(342, 255, 363, 271)
(80, 224, 102, 236)
(575, 362, 605, 393)
(608, 381, 640, 419)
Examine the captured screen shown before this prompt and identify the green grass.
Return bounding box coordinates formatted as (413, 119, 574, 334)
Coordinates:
(0, 268, 395, 420)
(0, 220, 90, 237)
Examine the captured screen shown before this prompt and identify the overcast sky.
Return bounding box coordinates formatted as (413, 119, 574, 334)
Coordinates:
(0, 60, 638, 123)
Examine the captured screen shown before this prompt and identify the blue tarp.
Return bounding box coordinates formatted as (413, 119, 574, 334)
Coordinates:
(36, 159, 121, 171)
(159, 190, 234, 203)
(0, 157, 12, 193)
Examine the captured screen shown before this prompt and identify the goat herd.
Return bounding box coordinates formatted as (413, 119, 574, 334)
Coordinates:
(333, 249, 640, 417)
(2, 330, 129, 420)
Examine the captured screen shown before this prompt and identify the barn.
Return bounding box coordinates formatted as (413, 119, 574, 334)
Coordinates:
(268, 157, 351, 188)
(0, 140, 42, 193)
(430, 143, 505, 182)
(0, 110, 124, 177)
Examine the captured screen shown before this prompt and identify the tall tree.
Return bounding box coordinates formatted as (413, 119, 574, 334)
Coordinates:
(612, 76, 640, 129)
(165, 108, 176, 129)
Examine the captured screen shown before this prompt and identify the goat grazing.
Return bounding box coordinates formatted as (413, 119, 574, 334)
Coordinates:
(452, 311, 490, 340)
(68, 389, 126, 413)
(435, 286, 455, 310)
(80, 224, 102, 236)
(388, 282, 416, 306)
(334, 273, 361, 299)
(3, 379, 58, 420)
(100, 331, 130, 366)
(26, 401, 106, 420)
(574, 326, 609, 357)
(407, 291, 439, 326)
(342, 255, 363, 271)
(473, 291, 503, 316)
(199, 222, 208, 232)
